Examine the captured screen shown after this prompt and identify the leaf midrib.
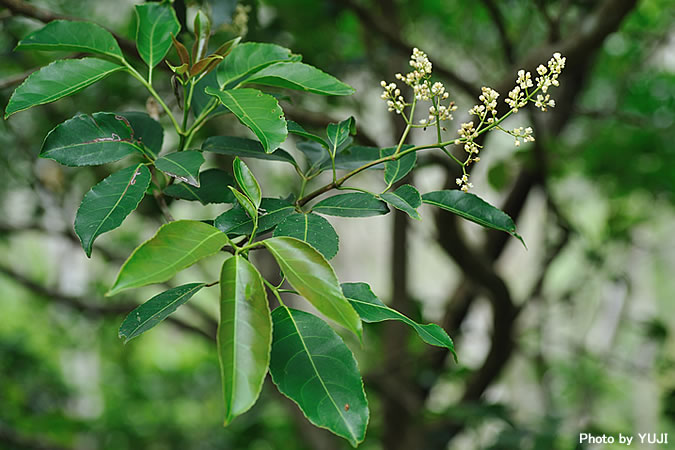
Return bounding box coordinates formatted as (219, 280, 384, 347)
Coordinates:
(284, 307, 358, 444)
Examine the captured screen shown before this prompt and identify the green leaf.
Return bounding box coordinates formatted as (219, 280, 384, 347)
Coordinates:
(422, 190, 525, 246)
(215, 198, 295, 236)
(287, 121, 329, 149)
(164, 168, 235, 204)
(244, 62, 354, 96)
(120, 112, 164, 159)
(5, 58, 123, 118)
(155, 150, 205, 187)
(296, 141, 330, 174)
(218, 256, 272, 426)
(192, 71, 227, 118)
(192, 10, 211, 62)
(380, 146, 416, 185)
(327, 117, 356, 155)
(233, 157, 262, 209)
(75, 164, 151, 258)
(206, 88, 287, 154)
(135, 2, 181, 68)
(342, 282, 455, 358)
(263, 237, 361, 338)
(328, 145, 384, 171)
(15, 20, 124, 60)
(229, 188, 258, 226)
(380, 184, 422, 220)
(216, 42, 295, 88)
(313, 193, 389, 218)
(270, 306, 368, 446)
(40, 112, 147, 166)
(273, 213, 339, 260)
(107, 221, 230, 296)
(119, 283, 207, 343)
(203, 136, 297, 166)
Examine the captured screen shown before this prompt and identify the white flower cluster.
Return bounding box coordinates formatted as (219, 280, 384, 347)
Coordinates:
(506, 52, 566, 112)
(380, 81, 406, 114)
(381, 48, 456, 126)
(455, 173, 474, 192)
(511, 126, 534, 147)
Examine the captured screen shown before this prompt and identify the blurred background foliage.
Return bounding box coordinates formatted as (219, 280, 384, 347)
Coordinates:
(1, 0, 674, 449)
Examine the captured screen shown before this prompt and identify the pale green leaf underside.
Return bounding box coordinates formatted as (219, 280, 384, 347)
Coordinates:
(155, 150, 205, 187)
(16, 20, 124, 59)
(422, 190, 525, 246)
(233, 157, 262, 209)
(5, 58, 123, 118)
(218, 256, 272, 426)
(273, 213, 339, 260)
(206, 87, 287, 154)
(341, 282, 455, 358)
(119, 283, 207, 343)
(269, 306, 368, 447)
(135, 2, 181, 68)
(75, 164, 151, 257)
(107, 220, 230, 296)
(263, 237, 362, 339)
(244, 62, 355, 96)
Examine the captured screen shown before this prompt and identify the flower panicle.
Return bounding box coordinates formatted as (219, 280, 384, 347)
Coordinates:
(380, 49, 566, 192)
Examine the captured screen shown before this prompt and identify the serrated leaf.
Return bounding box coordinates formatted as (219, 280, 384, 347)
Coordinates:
(5, 58, 123, 118)
(218, 256, 272, 426)
(16, 20, 124, 60)
(263, 237, 361, 338)
(40, 112, 147, 166)
(270, 306, 368, 446)
(287, 121, 329, 149)
(273, 213, 339, 259)
(313, 193, 389, 218)
(155, 150, 205, 187)
(206, 88, 287, 153)
(422, 190, 525, 246)
(135, 2, 181, 68)
(216, 42, 295, 88)
(107, 221, 230, 296)
(75, 164, 151, 257)
(233, 157, 261, 209)
(327, 117, 356, 156)
(202, 136, 297, 166)
(119, 283, 207, 343)
(342, 282, 455, 358)
(164, 168, 235, 204)
(380, 146, 416, 185)
(244, 62, 354, 96)
(380, 184, 422, 220)
(215, 198, 295, 236)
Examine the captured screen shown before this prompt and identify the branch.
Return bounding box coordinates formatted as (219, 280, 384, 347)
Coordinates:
(0, 265, 216, 341)
(337, 0, 479, 97)
(479, 0, 514, 63)
(0, 0, 139, 59)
